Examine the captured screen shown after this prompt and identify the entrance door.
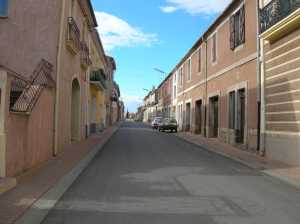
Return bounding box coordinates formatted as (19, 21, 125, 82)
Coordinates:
(89, 93, 97, 134)
(209, 96, 219, 138)
(71, 79, 80, 142)
(236, 89, 245, 144)
(195, 100, 202, 134)
(186, 103, 191, 131)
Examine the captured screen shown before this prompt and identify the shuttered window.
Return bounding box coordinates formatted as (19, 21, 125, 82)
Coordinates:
(0, 0, 9, 17)
(230, 5, 245, 50)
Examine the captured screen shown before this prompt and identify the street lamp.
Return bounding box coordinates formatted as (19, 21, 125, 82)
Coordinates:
(143, 88, 150, 92)
(154, 68, 167, 76)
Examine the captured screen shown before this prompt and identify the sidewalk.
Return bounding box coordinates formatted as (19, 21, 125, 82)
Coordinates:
(0, 123, 120, 224)
(175, 132, 300, 189)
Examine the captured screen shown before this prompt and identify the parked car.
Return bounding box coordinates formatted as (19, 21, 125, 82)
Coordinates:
(158, 118, 178, 132)
(151, 117, 163, 129)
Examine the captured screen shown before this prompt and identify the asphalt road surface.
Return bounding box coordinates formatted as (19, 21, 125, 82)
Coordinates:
(42, 122, 300, 224)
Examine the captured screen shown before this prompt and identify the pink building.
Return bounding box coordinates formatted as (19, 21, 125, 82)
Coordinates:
(0, 0, 98, 177)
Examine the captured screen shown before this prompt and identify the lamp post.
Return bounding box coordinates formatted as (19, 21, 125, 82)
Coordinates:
(154, 68, 167, 77)
(143, 88, 150, 92)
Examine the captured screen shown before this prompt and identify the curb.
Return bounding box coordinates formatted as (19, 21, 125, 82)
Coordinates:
(174, 134, 300, 190)
(174, 134, 261, 170)
(15, 124, 121, 224)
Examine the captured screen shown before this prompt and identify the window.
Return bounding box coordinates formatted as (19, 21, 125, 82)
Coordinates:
(230, 5, 245, 50)
(71, 0, 76, 17)
(212, 33, 217, 63)
(187, 59, 191, 81)
(179, 67, 183, 86)
(82, 21, 87, 41)
(173, 86, 176, 98)
(198, 48, 202, 72)
(0, 0, 9, 18)
(229, 91, 235, 129)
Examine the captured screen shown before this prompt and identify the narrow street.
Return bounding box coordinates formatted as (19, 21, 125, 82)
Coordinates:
(42, 122, 300, 224)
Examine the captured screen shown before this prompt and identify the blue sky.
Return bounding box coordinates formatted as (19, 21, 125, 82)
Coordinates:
(91, 0, 231, 112)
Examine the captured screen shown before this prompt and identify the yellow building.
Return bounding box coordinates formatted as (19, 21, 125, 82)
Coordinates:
(89, 29, 108, 134)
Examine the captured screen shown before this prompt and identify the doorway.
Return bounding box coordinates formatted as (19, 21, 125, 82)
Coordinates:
(236, 88, 245, 144)
(71, 79, 80, 142)
(209, 96, 219, 138)
(89, 93, 97, 134)
(185, 102, 191, 131)
(195, 100, 202, 134)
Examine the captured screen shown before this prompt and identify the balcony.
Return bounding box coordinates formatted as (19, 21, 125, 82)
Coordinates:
(9, 60, 54, 114)
(80, 41, 92, 69)
(260, 0, 300, 42)
(66, 17, 81, 54)
(90, 69, 107, 90)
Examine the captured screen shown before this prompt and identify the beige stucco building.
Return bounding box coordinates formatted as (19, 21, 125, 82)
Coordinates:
(259, 0, 300, 165)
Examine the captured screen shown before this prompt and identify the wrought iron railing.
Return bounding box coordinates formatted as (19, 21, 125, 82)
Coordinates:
(260, 0, 300, 33)
(66, 17, 81, 53)
(80, 41, 92, 69)
(9, 59, 54, 113)
(90, 69, 107, 89)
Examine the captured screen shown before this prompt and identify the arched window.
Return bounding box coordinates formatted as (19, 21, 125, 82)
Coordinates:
(0, 0, 9, 18)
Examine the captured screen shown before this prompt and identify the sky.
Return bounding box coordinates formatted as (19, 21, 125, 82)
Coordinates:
(91, 0, 231, 112)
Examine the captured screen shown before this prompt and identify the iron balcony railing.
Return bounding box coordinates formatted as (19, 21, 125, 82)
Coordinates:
(10, 60, 54, 113)
(80, 41, 92, 69)
(66, 17, 81, 54)
(260, 0, 300, 33)
(90, 69, 107, 89)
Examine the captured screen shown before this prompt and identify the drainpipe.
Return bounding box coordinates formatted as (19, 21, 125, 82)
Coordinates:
(256, 0, 263, 155)
(203, 37, 208, 137)
(53, 0, 66, 156)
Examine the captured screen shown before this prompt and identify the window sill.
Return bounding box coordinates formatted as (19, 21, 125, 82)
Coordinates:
(211, 61, 218, 66)
(233, 43, 244, 53)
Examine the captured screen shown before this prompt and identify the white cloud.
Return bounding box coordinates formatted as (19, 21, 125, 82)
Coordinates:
(95, 12, 158, 51)
(159, 6, 178, 13)
(160, 0, 232, 15)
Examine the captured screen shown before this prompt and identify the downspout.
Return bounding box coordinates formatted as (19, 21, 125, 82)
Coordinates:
(54, 0, 66, 156)
(256, 0, 263, 155)
(203, 37, 208, 137)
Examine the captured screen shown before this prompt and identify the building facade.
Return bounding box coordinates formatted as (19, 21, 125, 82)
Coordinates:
(174, 0, 259, 151)
(105, 56, 117, 126)
(259, 0, 300, 165)
(89, 30, 107, 134)
(0, 0, 119, 177)
(147, 0, 260, 154)
(143, 88, 158, 123)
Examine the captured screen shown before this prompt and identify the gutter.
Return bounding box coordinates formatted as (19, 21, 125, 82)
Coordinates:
(203, 37, 208, 137)
(256, 0, 264, 155)
(54, 0, 66, 156)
